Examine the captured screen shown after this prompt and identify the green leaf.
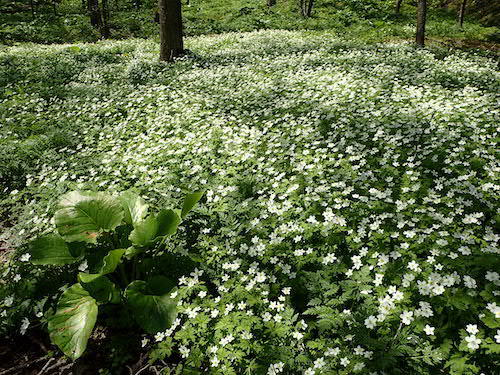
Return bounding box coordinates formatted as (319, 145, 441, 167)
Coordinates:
(147, 275, 176, 295)
(181, 191, 204, 219)
(48, 284, 98, 360)
(30, 234, 77, 265)
(119, 191, 149, 226)
(124, 246, 143, 259)
(78, 274, 121, 304)
(125, 280, 177, 334)
(129, 216, 159, 247)
(78, 273, 101, 283)
(99, 249, 126, 275)
(55, 191, 124, 243)
(157, 209, 181, 237)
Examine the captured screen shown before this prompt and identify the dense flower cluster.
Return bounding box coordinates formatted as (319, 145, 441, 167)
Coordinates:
(1, 31, 499, 373)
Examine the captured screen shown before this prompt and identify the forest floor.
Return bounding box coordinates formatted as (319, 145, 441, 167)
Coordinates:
(0, 30, 499, 374)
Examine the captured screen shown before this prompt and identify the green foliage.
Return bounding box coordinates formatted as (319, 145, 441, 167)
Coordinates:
(55, 191, 124, 243)
(0, 31, 499, 373)
(0, 0, 497, 45)
(125, 280, 177, 334)
(25, 190, 202, 360)
(48, 283, 98, 360)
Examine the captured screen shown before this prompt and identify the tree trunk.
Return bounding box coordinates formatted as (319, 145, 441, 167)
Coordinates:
(159, 0, 184, 61)
(101, 0, 110, 38)
(299, 0, 314, 17)
(30, 0, 35, 18)
(458, 0, 466, 28)
(395, 0, 403, 14)
(88, 0, 102, 28)
(416, 0, 426, 47)
(267, 0, 276, 7)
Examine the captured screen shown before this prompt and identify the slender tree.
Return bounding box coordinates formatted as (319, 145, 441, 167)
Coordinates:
(458, 0, 466, 28)
(299, 0, 314, 17)
(88, 0, 102, 28)
(101, 0, 110, 38)
(416, 0, 427, 47)
(159, 0, 184, 61)
(395, 0, 403, 14)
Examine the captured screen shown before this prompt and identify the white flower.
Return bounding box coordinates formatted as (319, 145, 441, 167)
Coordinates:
(3, 296, 14, 307)
(19, 253, 31, 262)
(210, 356, 220, 367)
(322, 253, 337, 265)
(423, 325, 435, 336)
(364, 315, 377, 329)
(400, 310, 414, 325)
(78, 260, 88, 272)
(198, 290, 207, 298)
(466, 324, 479, 335)
(325, 347, 340, 357)
(313, 357, 325, 369)
(20, 318, 30, 335)
(179, 345, 190, 358)
(465, 335, 481, 350)
(220, 334, 234, 346)
(340, 357, 350, 366)
(494, 330, 500, 344)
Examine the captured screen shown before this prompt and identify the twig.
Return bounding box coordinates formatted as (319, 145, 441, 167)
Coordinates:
(135, 364, 151, 375)
(38, 358, 55, 374)
(0, 356, 48, 375)
(40, 358, 67, 374)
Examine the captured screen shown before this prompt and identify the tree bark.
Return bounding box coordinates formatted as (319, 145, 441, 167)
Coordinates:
(395, 0, 403, 14)
(88, 0, 102, 28)
(458, 0, 466, 28)
(416, 0, 427, 47)
(299, 0, 314, 17)
(159, 0, 184, 61)
(267, 0, 276, 7)
(101, 0, 110, 38)
(30, 0, 35, 18)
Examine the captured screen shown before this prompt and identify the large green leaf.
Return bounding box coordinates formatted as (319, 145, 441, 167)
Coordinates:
(78, 274, 121, 304)
(55, 191, 124, 243)
(157, 209, 181, 237)
(30, 234, 77, 265)
(99, 249, 126, 275)
(128, 209, 181, 247)
(48, 284, 98, 360)
(181, 191, 204, 219)
(125, 280, 177, 334)
(119, 191, 149, 226)
(129, 216, 159, 247)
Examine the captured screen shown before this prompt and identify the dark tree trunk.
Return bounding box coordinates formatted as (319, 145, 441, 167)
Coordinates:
(30, 0, 35, 18)
(159, 0, 184, 61)
(267, 0, 276, 7)
(395, 0, 403, 14)
(458, 0, 466, 28)
(101, 0, 110, 38)
(88, 0, 102, 28)
(53, 0, 57, 15)
(299, 0, 314, 17)
(416, 0, 426, 47)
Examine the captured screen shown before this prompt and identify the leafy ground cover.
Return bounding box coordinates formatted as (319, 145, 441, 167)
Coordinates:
(0, 31, 499, 373)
